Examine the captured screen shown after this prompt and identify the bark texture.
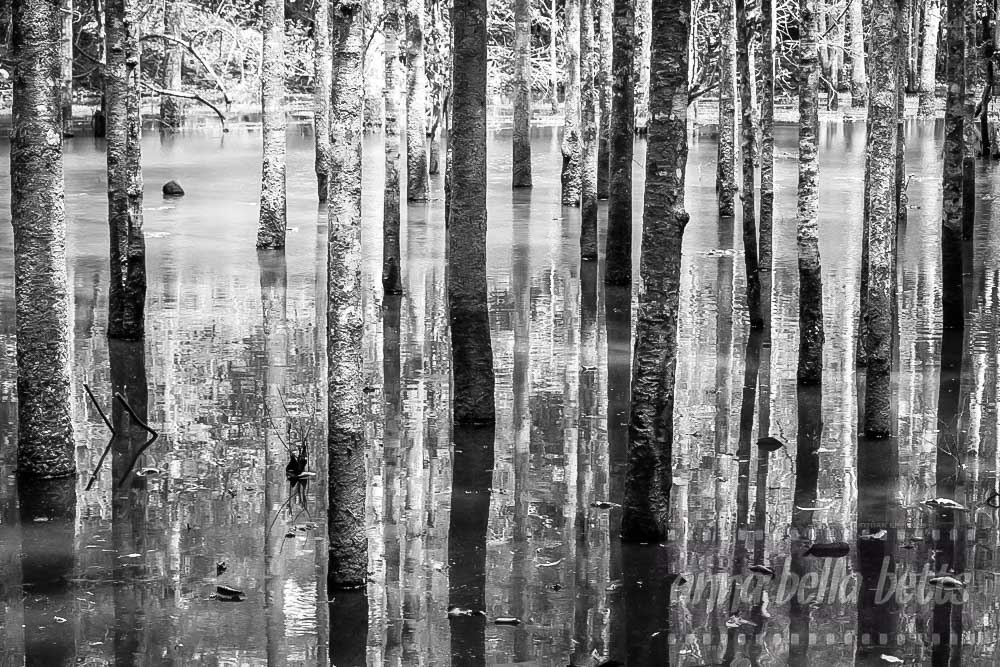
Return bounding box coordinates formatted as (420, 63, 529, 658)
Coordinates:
(328, 0, 367, 589)
(159, 0, 183, 128)
(106, 0, 147, 340)
(313, 0, 333, 202)
(11, 0, 76, 476)
(59, 0, 72, 135)
(512, 0, 532, 187)
(450, 0, 496, 424)
(796, 0, 824, 385)
(848, 0, 868, 107)
(384, 0, 404, 293)
(918, 0, 941, 116)
(580, 0, 600, 260)
(716, 0, 737, 217)
(758, 0, 774, 330)
(561, 0, 582, 205)
(633, 0, 650, 131)
(941, 0, 965, 329)
(257, 0, 287, 248)
(736, 0, 761, 329)
(604, 0, 635, 285)
(622, 0, 689, 542)
(363, 0, 385, 130)
(596, 0, 612, 198)
(406, 0, 430, 201)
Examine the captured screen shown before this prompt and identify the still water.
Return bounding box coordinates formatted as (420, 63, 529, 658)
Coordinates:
(1, 120, 999, 665)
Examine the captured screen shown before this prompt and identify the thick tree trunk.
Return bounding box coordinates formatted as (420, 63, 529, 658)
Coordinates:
(941, 0, 965, 328)
(406, 0, 430, 200)
(313, 0, 333, 201)
(450, 0, 496, 424)
(596, 0, 612, 198)
(580, 0, 600, 260)
(622, 0, 688, 542)
(758, 0, 774, 330)
(59, 0, 72, 135)
(737, 0, 761, 329)
(633, 0, 650, 131)
(717, 0, 737, 217)
(160, 0, 183, 129)
(512, 0, 532, 187)
(863, 0, 901, 439)
(257, 0, 287, 248)
(797, 0, 824, 385)
(11, 0, 76, 477)
(364, 0, 385, 130)
(384, 0, 404, 293)
(328, 0, 367, 589)
(918, 0, 941, 116)
(848, 0, 868, 106)
(561, 0, 582, 205)
(604, 0, 635, 285)
(106, 0, 147, 340)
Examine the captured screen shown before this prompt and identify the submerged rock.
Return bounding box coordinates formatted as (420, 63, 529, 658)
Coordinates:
(162, 180, 185, 197)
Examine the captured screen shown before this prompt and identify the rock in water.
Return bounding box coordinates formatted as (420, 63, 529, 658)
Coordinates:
(163, 180, 185, 197)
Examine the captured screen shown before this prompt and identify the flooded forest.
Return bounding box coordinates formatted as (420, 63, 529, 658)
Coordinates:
(3, 0, 1000, 663)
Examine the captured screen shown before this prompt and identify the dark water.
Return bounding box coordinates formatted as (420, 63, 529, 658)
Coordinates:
(1, 120, 1000, 665)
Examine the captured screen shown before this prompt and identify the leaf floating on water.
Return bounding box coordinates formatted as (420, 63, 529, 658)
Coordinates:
(54, 616, 67, 624)
(119, 553, 142, 558)
(928, 576, 965, 590)
(605, 580, 623, 592)
(757, 436, 785, 452)
(749, 564, 775, 577)
(493, 617, 522, 625)
(536, 558, 564, 568)
(860, 529, 888, 541)
(284, 531, 296, 538)
(136, 467, 162, 477)
(921, 498, 967, 511)
(880, 655, 904, 664)
(447, 606, 485, 617)
(216, 561, 227, 576)
(216, 585, 246, 602)
(295, 471, 317, 479)
(804, 542, 850, 558)
(590, 501, 620, 509)
(794, 504, 831, 511)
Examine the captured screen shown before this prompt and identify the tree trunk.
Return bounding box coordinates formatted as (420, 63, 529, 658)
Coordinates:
(848, 0, 868, 106)
(961, 0, 975, 240)
(59, 0, 72, 135)
(106, 0, 147, 340)
(758, 0, 774, 330)
(622, 0, 689, 542)
(580, 0, 600, 260)
(797, 0, 824, 385)
(450, 0, 496, 424)
(11, 0, 76, 477)
(737, 0, 761, 329)
(328, 0, 367, 589)
(512, 0, 532, 187)
(918, 0, 941, 116)
(596, 0, 612, 198)
(604, 0, 635, 285)
(863, 0, 901, 439)
(160, 0, 183, 129)
(633, 0, 650, 132)
(257, 0, 287, 248)
(406, 0, 430, 200)
(363, 0, 385, 130)
(561, 0, 582, 205)
(941, 0, 965, 328)
(549, 0, 559, 113)
(717, 0, 737, 217)
(384, 0, 404, 293)
(313, 0, 333, 201)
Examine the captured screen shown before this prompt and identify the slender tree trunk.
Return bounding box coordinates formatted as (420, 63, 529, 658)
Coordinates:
(758, 0, 774, 330)
(106, 0, 147, 340)
(561, 0, 582, 205)
(797, 0, 824, 385)
(604, 0, 635, 285)
(384, 0, 404, 292)
(942, 0, 965, 328)
(314, 0, 333, 201)
(328, 0, 367, 589)
(406, 0, 430, 200)
(257, 0, 287, 248)
(512, 0, 532, 187)
(450, 0, 496, 424)
(59, 0, 72, 135)
(364, 0, 385, 130)
(622, 0, 689, 542)
(737, 0, 761, 329)
(596, 0, 612, 198)
(918, 0, 941, 116)
(580, 0, 600, 259)
(961, 0, 975, 240)
(160, 0, 183, 129)
(849, 0, 868, 106)
(549, 0, 559, 113)
(863, 0, 901, 438)
(717, 0, 737, 217)
(12, 0, 75, 477)
(633, 0, 650, 132)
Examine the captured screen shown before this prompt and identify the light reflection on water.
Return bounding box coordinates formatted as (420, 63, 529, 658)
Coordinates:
(0, 120, 998, 665)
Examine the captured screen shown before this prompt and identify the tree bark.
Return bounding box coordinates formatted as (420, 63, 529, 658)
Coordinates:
(384, 0, 404, 293)
(11, 0, 76, 477)
(717, 0, 737, 217)
(512, 0, 532, 187)
(549, 0, 559, 113)
(450, 0, 495, 424)
(364, 0, 385, 130)
(797, 0, 824, 385)
(622, 0, 689, 542)
(758, 0, 774, 330)
(961, 0, 975, 240)
(328, 0, 367, 589)
(941, 0, 965, 328)
(106, 0, 147, 340)
(59, 0, 72, 135)
(580, 0, 600, 260)
(918, 0, 941, 116)
(561, 0, 582, 205)
(633, 0, 650, 132)
(737, 0, 761, 329)
(257, 0, 287, 248)
(406, 0, 430, 200)
(159, 0, 183, 129)
(604, 0, 634, 285)
(849, 0, 868, 106)
(596, 0, 612, 198)
(314, 0, 333, 201)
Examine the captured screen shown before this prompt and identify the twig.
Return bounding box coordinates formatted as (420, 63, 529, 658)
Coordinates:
(114, 392, 160, 488)
(139, 80, 228, 131)
(138, 33, 233, 105)
(84, 384, 115, 491)
(84, 384, 114, 431)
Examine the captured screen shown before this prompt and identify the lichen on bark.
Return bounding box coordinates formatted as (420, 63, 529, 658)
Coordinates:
(561, 0, 582, 206)
(580, 0, 600, 260)
(256, 0, 287, 248)
(405, 0, 430, 201)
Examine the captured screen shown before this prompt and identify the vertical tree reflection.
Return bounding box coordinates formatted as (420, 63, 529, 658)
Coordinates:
(382, 292, 403, 661)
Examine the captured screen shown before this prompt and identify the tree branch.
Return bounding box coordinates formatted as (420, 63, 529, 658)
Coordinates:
(140, 80, 228, 131)
(139, 32, 233, 106)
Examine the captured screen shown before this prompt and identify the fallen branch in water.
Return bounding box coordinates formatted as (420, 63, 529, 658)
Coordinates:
(140, 80, 228, 132)
(114, 392, 160, 488)
(82, 385, 160, 490)
(84, 384, 116, 491)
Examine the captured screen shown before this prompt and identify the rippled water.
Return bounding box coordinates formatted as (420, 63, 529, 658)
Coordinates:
(1, 119, 1000, 665)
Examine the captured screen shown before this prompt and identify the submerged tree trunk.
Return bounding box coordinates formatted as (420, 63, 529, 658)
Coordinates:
(918, 0, 941, 116)
(384, 0, 404, 293)
(364, 0, 385, 130)
(797, 0, 824, 385)
(59, 0, 72, 135)
(160, 0, 183, 129)
(561, 0, 582, 205)
(848, 0, 868, 106)
(758, 0, 774, 330)
(512, 0, 532, 187)
(11, 0, 76, 476)
(328, 0, 367, 589)
(633, 0, 650, 131)
(313, 0, 333, 201)
(106, 0, 147, 340)
(717, 0, 737, 217)
(604, 0, 635, 285)
(737, 0, 761, 329)
(406, 0, 430, 201)
(450, 0, 496, 424)
(257, 0, 287, 248)
(622, 0, 689, 542)
(596, 0, 612, 198)
(580, 0, 600, 260)
(941, 0, 965, 328)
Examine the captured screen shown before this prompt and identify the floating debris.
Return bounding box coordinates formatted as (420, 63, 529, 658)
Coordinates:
(494, 617, 522, 626)
(880, 655, 904, 664)
(447, 606, 484, 617)
(215, 585, 245, 602)
(590, 501, 620, 509)
(757, 436, 785, 452)
(537, 558, 564, 568)
(216, 561, 227, 576)
(860, 529, 888, 541)
(605, 581, 623, 592)
(804, 542, 850, 558)
(928, 576, 965, 590)
(284, 531, 296, 538)
(136, 467, 162, 477)
(921, 498, 966, 511)
(54, 616, 67, 624)
(749, 564, 775, 577)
